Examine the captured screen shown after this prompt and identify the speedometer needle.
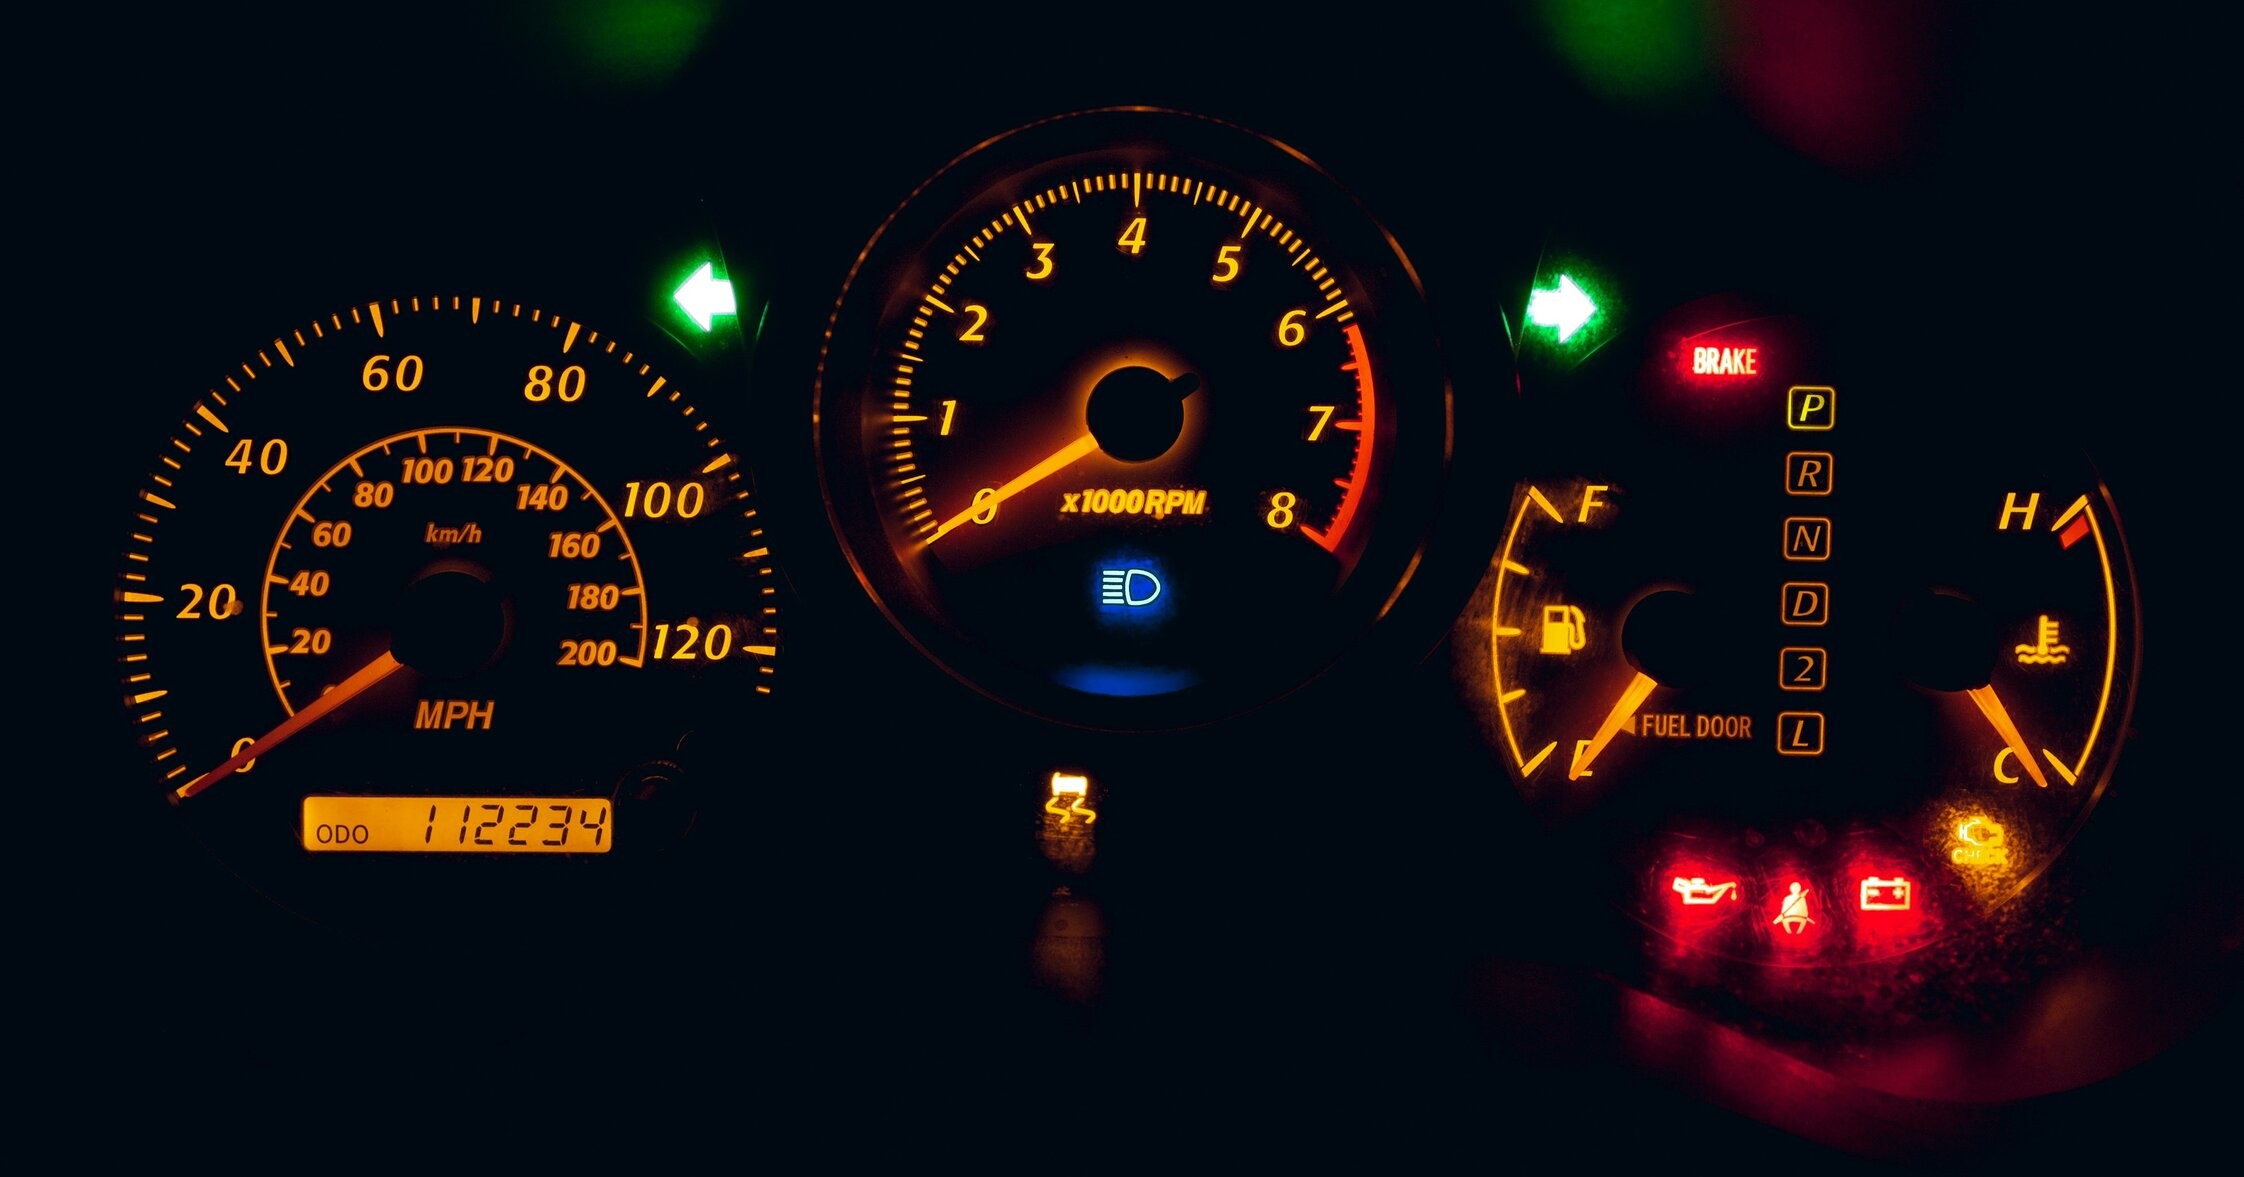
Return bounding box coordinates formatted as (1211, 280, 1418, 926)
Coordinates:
(174, 649, 404, 801)
(925, 433, 1102, 545)
(1964, 683, 2050, 788)
(1569, 671, 1660, 780)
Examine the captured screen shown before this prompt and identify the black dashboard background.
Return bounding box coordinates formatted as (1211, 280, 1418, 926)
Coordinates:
(43, 2, 2234, 1162)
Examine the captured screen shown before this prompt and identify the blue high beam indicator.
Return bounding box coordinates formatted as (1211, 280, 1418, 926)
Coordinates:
(1099, 567, 1163, 607)
(1092, 553, 1172, 630)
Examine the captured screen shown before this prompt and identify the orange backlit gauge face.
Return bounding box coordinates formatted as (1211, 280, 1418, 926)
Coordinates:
(1472, 298, 2138, 967)
(815, 109, 1456, 728)
(113, 295, 782, 931)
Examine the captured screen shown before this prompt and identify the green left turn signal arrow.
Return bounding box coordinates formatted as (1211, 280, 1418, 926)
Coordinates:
(673, 261, 737, 332)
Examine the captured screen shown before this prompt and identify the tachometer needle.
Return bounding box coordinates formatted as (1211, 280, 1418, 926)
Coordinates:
(1569, 670, 1660, 780)
(925, 433, 1102, 545)
(174, 649, 405, 801)
(1964, 683, 2050, 789)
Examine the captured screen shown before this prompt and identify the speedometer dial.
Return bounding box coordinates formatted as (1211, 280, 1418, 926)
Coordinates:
(817, 109, 1452, 727)
(114, 294, 781, 929)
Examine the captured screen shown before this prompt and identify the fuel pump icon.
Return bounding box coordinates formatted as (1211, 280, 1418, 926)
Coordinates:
(1540, 604, 1587, 655)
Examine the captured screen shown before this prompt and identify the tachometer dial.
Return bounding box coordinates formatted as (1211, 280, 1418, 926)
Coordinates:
(113, 295, 781, 930)
(816, 109, 1451, 726)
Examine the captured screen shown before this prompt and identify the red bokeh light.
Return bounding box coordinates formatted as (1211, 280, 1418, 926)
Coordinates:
(1717, 0, 1948, 174)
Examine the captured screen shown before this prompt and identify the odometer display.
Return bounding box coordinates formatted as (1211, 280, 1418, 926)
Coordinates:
(301, 796, 612, 853)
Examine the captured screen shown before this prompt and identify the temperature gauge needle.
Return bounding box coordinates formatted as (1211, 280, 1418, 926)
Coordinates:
(1965, 683, 2051, 788)
(925, 433, 1102, 545)
(1569, 671, 1660, 780)
(174, 650, 404, 801)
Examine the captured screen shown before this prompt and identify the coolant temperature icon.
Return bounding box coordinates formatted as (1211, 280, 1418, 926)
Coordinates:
(2015, 614, 2071, 666)
(1099, 568, 1163, 607)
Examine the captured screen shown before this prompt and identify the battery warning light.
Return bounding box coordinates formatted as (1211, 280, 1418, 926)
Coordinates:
(1689, 345, 1759, 376)
(1859, 876, 1914, 911)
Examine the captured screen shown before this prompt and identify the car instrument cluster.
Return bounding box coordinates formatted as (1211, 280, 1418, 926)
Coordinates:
(72, 5, 2225, 1164)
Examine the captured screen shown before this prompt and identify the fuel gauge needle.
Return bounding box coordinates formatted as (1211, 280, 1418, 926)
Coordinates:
(1965, 683, 2050, 788)
(1569, 671, 1660, 780)
(174, 650, 404, 801)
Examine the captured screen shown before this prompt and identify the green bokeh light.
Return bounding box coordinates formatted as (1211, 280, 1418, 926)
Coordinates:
(530, 0, 720, 86)
(1537, 0, 1713, 103)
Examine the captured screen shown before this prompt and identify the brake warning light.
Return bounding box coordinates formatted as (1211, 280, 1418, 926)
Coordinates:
(1690, 345, 1758, 376)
